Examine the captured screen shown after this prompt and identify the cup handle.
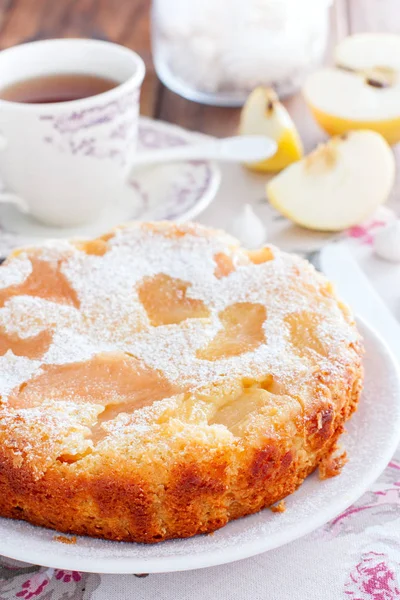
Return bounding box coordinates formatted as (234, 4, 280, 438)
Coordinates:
(0, 192, 29, 212)
(0, 132, 29, 213)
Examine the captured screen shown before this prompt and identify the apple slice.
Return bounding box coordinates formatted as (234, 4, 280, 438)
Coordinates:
(239, 87, 303, 172)
(303, 33, 400, 145)
(334, 33, 400, 80)
(266, 130, 395, 232)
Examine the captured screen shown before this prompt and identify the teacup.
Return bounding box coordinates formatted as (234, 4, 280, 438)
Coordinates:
(0, 38, 145, 227)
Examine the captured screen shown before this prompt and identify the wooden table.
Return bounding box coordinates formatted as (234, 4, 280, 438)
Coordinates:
(0, 0, 399, 152)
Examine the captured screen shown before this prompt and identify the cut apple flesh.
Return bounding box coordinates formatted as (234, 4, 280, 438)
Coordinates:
(304, 68, 400, 122)
(197, 302, 266, 360)
(334, 33, 400, 76)
(303, 33, 400, 144)
(8, 352, 180, 410)
(138, 273, 210, 326)
(266, 130, 395, 232)
(211, 388, 272, 435)
(239, 87, 303, 172)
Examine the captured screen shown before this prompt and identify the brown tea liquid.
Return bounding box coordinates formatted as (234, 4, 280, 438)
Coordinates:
(0, 73, 119, 104)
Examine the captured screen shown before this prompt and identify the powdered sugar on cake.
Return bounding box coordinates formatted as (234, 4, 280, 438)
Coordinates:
(0, 259, 32, 290)
(0, 352, 42, 398)
(0, 222, 360, 419)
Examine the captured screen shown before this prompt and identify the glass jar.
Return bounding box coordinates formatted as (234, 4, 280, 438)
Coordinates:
(152, 0, 331, 106)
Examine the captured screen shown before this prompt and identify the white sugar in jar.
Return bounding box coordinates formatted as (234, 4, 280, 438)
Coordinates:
(151, 0, 332, 106)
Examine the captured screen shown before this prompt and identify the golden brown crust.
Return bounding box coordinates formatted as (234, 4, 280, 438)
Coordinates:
(0, 363, 361, 542)
(0, 221, 364, 542)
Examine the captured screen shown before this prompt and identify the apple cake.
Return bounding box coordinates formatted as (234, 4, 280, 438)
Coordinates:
(0, 221, 363, 542)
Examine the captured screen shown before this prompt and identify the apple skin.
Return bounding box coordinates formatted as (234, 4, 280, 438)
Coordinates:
(308, 104, 400, 146)
(244, 128, 303, 173)
(239, 87, 303, 173)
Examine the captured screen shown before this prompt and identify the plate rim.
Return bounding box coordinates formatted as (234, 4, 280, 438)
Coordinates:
(0, 317, 399, 574)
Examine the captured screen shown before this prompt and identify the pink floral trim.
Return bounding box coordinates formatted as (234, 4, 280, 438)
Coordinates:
(16, 574, 49, 599)
(336, 489, 400, 520)
(0, 561, 100, 599)
(54, 569, 81, 583)
(345, 552, 400, 599)
(347, 220, 387, 245)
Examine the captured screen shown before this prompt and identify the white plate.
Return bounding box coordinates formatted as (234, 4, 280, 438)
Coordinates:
(0, 117, 220, 256)
(0, 320, 398, 573)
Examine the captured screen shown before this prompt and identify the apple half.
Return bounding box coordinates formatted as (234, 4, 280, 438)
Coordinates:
(239, 87, 303, 172)
(266, 130, 395, 231)
(303, 33, 400, 145)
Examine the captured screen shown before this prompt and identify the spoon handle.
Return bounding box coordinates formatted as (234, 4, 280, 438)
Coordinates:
(124, 136, 276, 179)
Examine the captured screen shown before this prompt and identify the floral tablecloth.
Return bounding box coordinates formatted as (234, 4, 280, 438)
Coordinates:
(0, 154, 399, 600)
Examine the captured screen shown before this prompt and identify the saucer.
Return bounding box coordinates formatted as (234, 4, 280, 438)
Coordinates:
(0, 117, 220, 256)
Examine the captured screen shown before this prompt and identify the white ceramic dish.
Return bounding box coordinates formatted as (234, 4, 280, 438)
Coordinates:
(0, 319, 398, 574)
(0, 117, 220, 256)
